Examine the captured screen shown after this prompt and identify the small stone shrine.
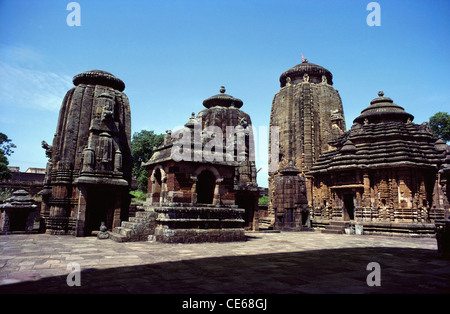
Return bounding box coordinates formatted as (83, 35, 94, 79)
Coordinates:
(309, 91, 449, 235)
(113, 87, 258, 243)
(0, 190, 38, 233)
(271, 162, 309, 230)
(40, 70, 132, 236)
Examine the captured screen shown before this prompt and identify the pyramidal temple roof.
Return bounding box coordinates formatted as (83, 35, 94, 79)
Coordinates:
(309, 92, 446, 174)
(202, 86, 243, 109)
(353, 91, 414, 124)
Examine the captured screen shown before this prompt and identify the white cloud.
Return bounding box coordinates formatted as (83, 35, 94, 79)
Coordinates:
(0, 61, 73, 112)
(0, 44, 73, 112)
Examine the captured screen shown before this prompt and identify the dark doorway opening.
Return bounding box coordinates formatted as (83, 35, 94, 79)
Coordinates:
(196, 170, 216, 204)
(301, 209, 309, 226)
(152, 168, 162, 204)
(236, 192, 256, 229)
(9, 210, 29, 231)
(343, 193, 355, 220)
(85, 188, 115, 236)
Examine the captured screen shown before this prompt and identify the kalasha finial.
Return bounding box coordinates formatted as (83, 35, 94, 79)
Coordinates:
(301, 52, 308, 63)
(220, 86, 226, 93)
(378, 91, 384, 97)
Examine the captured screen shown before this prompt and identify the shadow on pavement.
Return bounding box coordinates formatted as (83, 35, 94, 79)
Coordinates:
(1, 246, 449, 294)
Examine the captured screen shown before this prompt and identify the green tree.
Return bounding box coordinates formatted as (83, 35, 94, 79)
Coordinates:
(429, 112, 450, 142)
(258, 195, 269, 205)
(131, 130, 165, 192)
(0, 132, 16, 180)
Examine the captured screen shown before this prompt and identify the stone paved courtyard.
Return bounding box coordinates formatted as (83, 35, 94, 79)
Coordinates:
(0, 231, 449, 294)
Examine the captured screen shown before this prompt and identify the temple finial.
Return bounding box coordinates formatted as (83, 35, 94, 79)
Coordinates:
(301, 52, 308, 63)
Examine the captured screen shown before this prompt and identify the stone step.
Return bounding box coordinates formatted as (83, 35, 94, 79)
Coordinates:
(129, 217, 148, 223)
(329, 221, 351, 227)
(321, 229, 343, 235)
(114, 226, 135, 238)
(107, 231, 128, 242)
(321, 221, 352, 235)
(135, 211, 157, 219)
(324, 225, 347, 230)
(121, 221, 139, 229)
(109, 210, 157, 243)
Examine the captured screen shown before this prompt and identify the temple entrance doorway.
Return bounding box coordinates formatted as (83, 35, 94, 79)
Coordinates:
(196, 170, 216, 204)
(152, 168, 162, 204)
(84, 187, 115, 236)
(343, 193, 355, 221)
(9, 210, 28, 231)
(235, 191, 257, 229)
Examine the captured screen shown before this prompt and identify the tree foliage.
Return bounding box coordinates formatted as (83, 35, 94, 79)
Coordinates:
(429, 112, 450, 142)
(0, 132, 16, 180)
(258, 195, 269, 205)
(131, 130, 165, 192)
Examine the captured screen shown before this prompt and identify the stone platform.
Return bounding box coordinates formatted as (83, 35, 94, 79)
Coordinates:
(154, 204, 246, 243)
(109, 204, 246, 243)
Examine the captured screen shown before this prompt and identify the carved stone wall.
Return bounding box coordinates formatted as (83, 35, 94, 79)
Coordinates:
(41, 70, 132, 236)
(309, 92, 449, 235)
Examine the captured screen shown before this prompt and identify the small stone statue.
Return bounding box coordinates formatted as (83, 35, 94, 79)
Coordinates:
(41, 140, 53, 159)
(97, 221, 109, 239)
(303, 73, 309, 82)
(100, 93, 114, 121)
(286, 77, 291, 86)
(239, 117, 248, 129)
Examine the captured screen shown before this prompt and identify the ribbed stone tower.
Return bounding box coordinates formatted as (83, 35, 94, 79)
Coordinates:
(268, 58, 346, 227)
(40, 70, 132, 236)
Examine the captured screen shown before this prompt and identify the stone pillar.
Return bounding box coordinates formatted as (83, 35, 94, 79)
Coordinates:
(363, 171, 371, 207)
(113, 189, 123, 230)
(213, 178, 223, 206)
(160, 175, 167, 205)
(191, 177, 198, 204)
(149, 171, 157, 204)
(75, 185, 88, 237)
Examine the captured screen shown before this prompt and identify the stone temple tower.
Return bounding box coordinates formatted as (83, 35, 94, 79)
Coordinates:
(40, 70, 132, 236)
(268, 58, 346, 228)
(198, 86, 259, 229)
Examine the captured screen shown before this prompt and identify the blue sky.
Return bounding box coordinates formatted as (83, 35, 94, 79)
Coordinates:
(1, 0, 449, 187)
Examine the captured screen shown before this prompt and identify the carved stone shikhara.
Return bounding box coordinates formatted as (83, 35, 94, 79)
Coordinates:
(40, 70, 132, 236)
(268, 59, 345, 229)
